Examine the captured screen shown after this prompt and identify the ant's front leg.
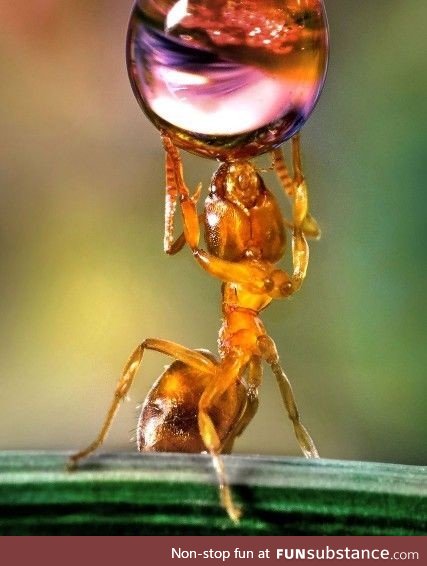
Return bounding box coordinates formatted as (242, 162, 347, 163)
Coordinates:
(68, 339, 215, 468)
(273, 135, 322, 291)
(257, 335, 319, 459)
(163, 133, 202, 254)
(272, 134, 321, 240)
(162, 135, 301, 298)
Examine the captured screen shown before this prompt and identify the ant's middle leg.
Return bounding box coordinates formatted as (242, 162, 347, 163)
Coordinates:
(68, 339, 216, 468)
(257, 335, 319, 459)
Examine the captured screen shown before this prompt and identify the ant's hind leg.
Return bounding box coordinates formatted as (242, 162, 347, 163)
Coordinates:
(68, 339, 216, 469)
(198, 353, 250, 523)
(258, 335, 319, 459)
(221, 356, 262, 454)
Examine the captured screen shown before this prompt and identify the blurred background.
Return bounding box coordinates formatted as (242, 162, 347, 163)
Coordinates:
(0, 0, 425, 465)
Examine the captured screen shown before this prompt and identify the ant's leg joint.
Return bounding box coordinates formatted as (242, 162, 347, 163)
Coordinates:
(257, 335, 279, 365)
(114, 343, 145, 399)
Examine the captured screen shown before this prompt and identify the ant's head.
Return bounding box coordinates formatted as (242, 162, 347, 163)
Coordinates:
(225, 161, 262, 209)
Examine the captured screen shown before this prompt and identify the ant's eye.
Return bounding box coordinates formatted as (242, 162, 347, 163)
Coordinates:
(281, 282, 293, 296)
(127, 0, 329, 160)
(263, 278, 274, 292)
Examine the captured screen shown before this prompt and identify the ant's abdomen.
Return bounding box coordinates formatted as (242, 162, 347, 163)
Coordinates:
(137, 358, 248, 454)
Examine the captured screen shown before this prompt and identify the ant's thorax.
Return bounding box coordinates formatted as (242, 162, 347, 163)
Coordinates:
(217, 281, 272, 359)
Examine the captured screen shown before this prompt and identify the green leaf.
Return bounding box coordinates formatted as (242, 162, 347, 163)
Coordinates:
(0, 452, 425, 535)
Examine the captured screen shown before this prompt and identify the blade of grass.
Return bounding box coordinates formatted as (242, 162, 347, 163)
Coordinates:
(0, 452, 425, 535)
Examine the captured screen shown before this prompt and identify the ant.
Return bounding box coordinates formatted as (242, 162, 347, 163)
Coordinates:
(69, 132, 320, 523)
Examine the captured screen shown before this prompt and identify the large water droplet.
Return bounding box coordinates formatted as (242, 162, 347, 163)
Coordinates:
(127, 0, 329, 160)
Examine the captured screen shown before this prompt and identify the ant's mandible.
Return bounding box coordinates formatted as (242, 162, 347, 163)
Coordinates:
(69, 132, 321, 523)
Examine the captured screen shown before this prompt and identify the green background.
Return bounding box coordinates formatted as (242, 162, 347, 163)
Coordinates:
(0, 1, 425, 465)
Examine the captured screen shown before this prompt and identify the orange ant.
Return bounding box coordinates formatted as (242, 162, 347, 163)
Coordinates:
(69, 132, 320, 522)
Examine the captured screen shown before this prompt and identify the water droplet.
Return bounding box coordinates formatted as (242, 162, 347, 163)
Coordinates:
(127, 0, 329, 160)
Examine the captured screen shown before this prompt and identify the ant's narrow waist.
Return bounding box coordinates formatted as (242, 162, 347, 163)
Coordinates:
(221, 303, 266, 337)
